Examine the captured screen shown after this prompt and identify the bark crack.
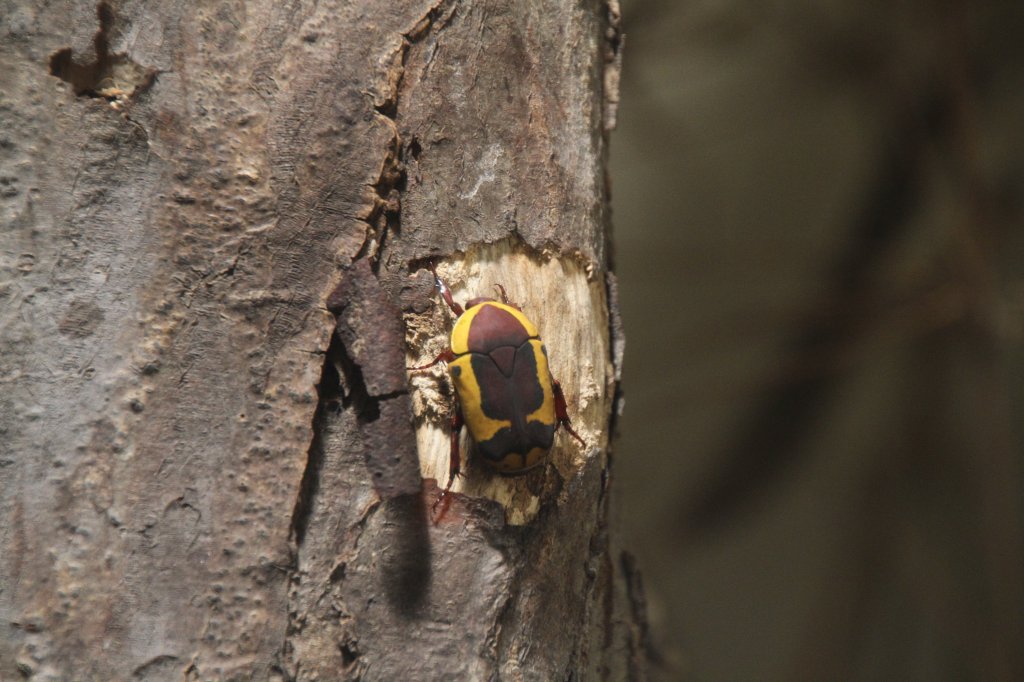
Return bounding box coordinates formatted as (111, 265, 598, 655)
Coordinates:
(357, 0, 454, 270)
(288, 336, 339, 547)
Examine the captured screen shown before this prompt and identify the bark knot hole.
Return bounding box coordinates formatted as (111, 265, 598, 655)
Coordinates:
(48, 2, 156, 102)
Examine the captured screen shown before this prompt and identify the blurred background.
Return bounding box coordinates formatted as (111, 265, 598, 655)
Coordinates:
(610, 1, 1024, 680)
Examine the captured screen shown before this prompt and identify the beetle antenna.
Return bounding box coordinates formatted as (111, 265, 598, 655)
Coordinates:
(493, 283, 509, 304)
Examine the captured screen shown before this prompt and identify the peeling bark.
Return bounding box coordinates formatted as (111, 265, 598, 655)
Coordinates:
(0, 0, 637, 679)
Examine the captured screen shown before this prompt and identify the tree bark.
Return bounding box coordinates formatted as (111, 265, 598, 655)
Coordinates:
(0, 0, 639, 680)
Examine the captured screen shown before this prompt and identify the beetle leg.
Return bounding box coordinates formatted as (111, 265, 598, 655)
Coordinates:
(407, 348, 455, 371)
(552, 379, 586, 448)
(446, 403, 464, 486)
(430, 265, 464, 317)
(432, 398, 465, 519)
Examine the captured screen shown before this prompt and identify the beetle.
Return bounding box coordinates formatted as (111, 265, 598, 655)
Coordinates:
(409, 267, 585, 509)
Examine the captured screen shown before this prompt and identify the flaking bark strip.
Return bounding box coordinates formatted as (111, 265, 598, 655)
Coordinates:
(326, 259, 420, 497)
(291, 257, 416, 547)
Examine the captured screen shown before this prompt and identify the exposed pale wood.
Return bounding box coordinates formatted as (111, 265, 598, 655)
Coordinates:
(407, 243, 612, 525)
(0, 0, 639, 679)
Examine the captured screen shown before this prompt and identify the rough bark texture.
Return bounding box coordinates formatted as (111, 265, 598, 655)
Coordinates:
(0, 1, 635, 680)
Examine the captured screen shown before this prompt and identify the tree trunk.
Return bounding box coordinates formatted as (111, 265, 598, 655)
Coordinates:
(0, 0, 640, 680)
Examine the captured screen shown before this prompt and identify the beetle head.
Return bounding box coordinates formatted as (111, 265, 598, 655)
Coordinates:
(464, 296, 497, 309)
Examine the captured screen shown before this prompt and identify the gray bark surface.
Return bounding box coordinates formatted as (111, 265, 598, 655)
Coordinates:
(0, 1, 638, 680)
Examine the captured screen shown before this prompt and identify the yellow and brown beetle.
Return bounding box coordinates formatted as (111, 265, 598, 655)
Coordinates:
(410, 268, 585, 509)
